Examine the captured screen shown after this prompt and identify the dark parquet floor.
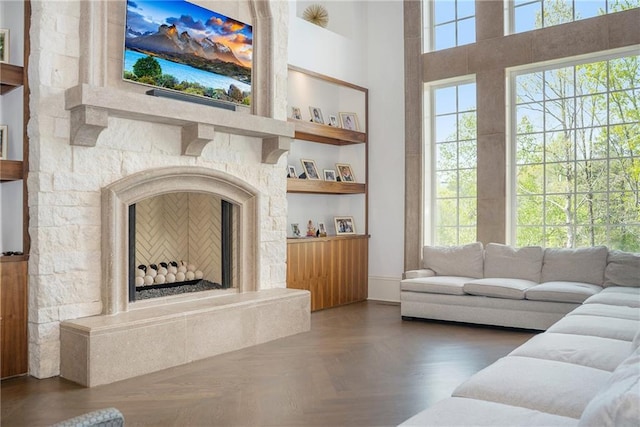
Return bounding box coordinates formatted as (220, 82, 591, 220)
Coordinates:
(1, 301, 536, 427)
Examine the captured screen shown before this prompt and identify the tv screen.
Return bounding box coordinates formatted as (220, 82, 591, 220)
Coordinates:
(123, 0, 252, 106)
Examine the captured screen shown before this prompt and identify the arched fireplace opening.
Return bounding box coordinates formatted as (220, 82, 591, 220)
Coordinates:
(128, 194, 238, 302)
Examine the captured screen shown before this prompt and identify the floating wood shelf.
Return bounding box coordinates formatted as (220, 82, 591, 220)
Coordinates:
(288, 118, 366, 145)
(0, 64, 24, 95)
(0, 160, 24, 181)
(287, 178, 365, 194)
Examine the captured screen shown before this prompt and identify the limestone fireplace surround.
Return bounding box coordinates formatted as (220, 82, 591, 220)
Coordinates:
(30, 0, 311, 385)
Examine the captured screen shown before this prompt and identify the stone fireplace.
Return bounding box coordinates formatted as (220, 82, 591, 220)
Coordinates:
(28, 1, 310, 384)
(101, 166, 260, 314)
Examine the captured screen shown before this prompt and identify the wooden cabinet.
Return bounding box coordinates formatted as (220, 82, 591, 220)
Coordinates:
(286, 66, 368, 311)
(287, 236, 368, 311)
(1, 258, 28, 378)
(1, 0, 30, 379)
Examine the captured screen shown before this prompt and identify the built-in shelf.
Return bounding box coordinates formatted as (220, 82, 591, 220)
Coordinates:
(0, 160, 24, 181)
(287, 178, 365, 194)
(288, 118, 366, 145)
(64, 84, 295, 164)
(0, 63, 24, 95)
(287, 234, 368, 243)
(0, 255, 28, 263)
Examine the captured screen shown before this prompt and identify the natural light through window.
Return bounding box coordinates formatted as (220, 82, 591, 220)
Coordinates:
(432, 82, 478, 245)
(512, 0, 640, 34)
(512, 53, 640, 251)
(426, 0, 475, 52)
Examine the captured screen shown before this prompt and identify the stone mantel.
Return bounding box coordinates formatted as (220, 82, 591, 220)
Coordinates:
(64, 84, 294, 164)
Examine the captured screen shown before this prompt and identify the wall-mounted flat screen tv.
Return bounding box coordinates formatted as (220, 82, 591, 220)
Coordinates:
(123, 0, 252, 107)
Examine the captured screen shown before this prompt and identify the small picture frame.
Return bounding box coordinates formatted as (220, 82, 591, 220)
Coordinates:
(323, 169, 336, 181)
(300, 159, 320, 180)
(0, 125, 7, 160)
(334, 216, 356, 235)
(339, 112, 359, 131)
(287, 165, 298, 179)
(336, 163, 356, 183)
(328, 115, 339, 127)
(291, 223, 301, 237)
(309, 106, 324, 124)
(291, 106, 302, 120)
(317, 222, 327, 237)
(0, 29, 8, 63)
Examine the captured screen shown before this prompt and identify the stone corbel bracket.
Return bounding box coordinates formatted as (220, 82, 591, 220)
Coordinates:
(64, 84, 294, 164)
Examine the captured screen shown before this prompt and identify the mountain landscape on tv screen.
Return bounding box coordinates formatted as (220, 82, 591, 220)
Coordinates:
(123, 0, 253, 105)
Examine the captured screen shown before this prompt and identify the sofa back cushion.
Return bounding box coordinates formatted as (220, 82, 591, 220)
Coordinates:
(423, 242, 484, 279)
(484, 243, 543, 282)
(604, 251, 640, 288)
(541, 246, 608, 285)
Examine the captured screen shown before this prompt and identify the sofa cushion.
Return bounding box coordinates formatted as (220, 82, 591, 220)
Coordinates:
(541, 246, 608, 285)
(604, 250, 640, 288)
(484, 243, 543, 282)
(452, 356, 610, 419)
(400, 276, 469, 295)
(509, 332, 633, 371)
(399, 397, 578, 426)
(423, 242, 484, 279)
(463, 278, 537, 300)
(547, 315, 639, 341)
(578, 348, 640, 427)
(584, 286, 640, 308)
(569, 303, 640, 321)
(525, 281, 603, 304)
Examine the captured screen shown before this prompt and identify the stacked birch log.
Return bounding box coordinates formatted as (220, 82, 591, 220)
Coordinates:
(135, 261, 204, 287)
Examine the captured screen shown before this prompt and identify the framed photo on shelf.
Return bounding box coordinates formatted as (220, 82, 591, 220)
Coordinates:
(291, 223, 301, 237)
(300, 159, 320, 180)
(339, 112, 359, 131)
(323, 169, 336, 181)
(336, 163, 355, 183)
(317, 222, 327, 237)
(309, 106, 324, 124)
(291, 106, 302, 120)
(334, 216, 356, 235)
(0, 125, 7, 159)
(0, 29, 8, 63)
(288, 165, 298, 179)
(328, 115, 339, 127)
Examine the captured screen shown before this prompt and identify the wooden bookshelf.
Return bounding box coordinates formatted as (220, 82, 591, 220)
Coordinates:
(0, 160, 24, 181)
(0, 63, 24, 95)
(288, 118, 367, 146)
(287, 178, 365, 194)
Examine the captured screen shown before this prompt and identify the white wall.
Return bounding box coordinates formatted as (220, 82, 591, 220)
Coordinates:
(365, 1, 405, 301)
(288, 0, 405, 301)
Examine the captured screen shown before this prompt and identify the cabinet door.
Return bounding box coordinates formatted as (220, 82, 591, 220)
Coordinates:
(287, 240, 329, 311)
(327, 238, 368, 306)
(1, 260, 28, 378)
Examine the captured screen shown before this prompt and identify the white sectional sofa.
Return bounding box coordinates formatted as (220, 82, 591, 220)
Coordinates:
(401, 242, 638, 330)
(399, 243, 640, 426)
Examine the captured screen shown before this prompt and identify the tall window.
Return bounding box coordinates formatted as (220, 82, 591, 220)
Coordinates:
(425, 0, 475, 52)
(513, 53, 640, 251)
(512, 0, 640, 34)
(431, 82, 477, 245)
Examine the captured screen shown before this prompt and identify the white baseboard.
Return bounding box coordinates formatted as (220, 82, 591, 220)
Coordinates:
(368, 276, 401, 303)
